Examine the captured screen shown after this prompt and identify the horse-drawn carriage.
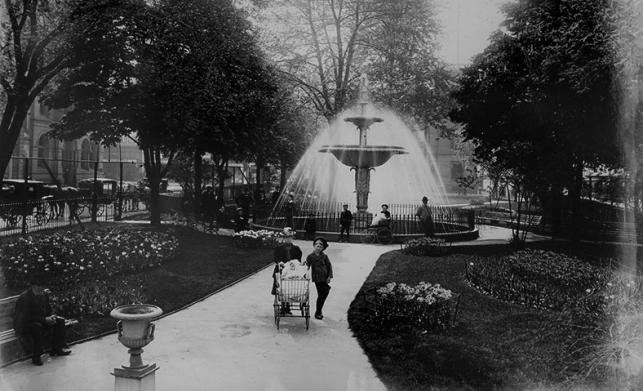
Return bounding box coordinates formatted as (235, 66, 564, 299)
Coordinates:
(0, 179, 54, 227)
(74, 178, 119, 217)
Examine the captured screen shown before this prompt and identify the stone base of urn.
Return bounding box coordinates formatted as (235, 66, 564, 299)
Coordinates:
(112, 362, 159, 391)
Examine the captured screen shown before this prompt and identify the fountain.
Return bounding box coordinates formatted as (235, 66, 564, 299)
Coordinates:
(256, 74, 478, 242)
(318, 75, 408, 214)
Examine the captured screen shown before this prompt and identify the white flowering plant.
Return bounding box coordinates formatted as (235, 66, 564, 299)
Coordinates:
(401, 237, 448, 256)
(0, 229, 179, 288)
(233, 229, 290, 249)
(374, 281, 458, 330)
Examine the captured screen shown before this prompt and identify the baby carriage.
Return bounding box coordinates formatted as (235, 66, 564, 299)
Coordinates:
(273, 261, 310, 330)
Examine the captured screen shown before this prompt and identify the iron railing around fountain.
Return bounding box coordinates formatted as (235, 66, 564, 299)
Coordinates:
(279, 205, 475, 234)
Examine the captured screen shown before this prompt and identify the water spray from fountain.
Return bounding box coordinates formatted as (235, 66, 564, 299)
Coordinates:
(268, 74, 448, 225)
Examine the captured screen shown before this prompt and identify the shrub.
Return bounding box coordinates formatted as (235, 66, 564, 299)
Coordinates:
(371, 281, 459, 331)
(401, 237, 449, 256)
(0, 229, 179, 288)
(465, 249, 611, 313)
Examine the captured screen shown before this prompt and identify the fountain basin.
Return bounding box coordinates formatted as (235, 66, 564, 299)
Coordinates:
(319, 145, 408, 168)
(344, 116, 383, 129)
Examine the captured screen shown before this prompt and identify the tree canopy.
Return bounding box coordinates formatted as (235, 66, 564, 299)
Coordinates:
(450, 0, 620, 236)
(44, 0, 282, 224)
(0, 0, 133, 182)
(257, 0, 453, 128)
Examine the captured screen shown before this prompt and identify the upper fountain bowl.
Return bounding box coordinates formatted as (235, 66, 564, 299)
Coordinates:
(344, 116, 383, 129)
(318, 145, 408, 168)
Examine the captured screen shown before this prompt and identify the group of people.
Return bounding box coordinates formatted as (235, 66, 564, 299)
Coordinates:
(271, 229, 333, 320)
(337, 196, 436, 241)
(12, 195, 435, 367)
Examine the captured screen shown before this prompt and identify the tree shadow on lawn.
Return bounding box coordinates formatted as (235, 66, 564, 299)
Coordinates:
(348, 246, 614, 391)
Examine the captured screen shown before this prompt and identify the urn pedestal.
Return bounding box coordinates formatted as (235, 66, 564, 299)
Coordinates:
(110, 304, 163, 391)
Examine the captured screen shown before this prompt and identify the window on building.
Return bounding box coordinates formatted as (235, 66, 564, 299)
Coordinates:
(81, 139, 90, 170)
(39, 100, 50, 118)
(37, 135, 50, 168)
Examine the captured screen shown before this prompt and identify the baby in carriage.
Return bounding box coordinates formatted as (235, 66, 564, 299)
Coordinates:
(271, 227, 304, 314)
(277, 259, 309, 303)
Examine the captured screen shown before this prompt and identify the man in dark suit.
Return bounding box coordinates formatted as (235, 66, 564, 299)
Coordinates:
(14, 284, 71, 365)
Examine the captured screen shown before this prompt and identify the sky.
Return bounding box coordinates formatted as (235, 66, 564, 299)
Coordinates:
(434, 0, 510, 67)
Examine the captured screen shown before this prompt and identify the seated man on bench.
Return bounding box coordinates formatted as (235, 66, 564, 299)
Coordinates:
(369, 204, 392, 229)
(14, 283, 72, 365)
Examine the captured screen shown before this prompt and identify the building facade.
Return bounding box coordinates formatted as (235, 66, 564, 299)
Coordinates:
(4, 100, 144, 186)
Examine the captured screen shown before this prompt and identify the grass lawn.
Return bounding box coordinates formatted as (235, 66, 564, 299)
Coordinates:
(347, 243, 635, 391)
(2, 223, 274, 345)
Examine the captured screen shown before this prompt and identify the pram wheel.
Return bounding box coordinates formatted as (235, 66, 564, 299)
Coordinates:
(304, 304, 310, 330)
(274, 299, 281, 329)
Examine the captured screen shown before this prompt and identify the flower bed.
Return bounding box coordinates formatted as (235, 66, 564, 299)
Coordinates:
(401, 237, 449, 256)
(0, 228, 179, 289)
(365, 281, 459, 331)
(50, 277, 146, 318)
(465, 249, 610, 313)
(233, 229, 289, 249)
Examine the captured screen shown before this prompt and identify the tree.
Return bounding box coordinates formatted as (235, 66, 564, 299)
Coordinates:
(258, 0, 450, 125)
(45, 0, 271, 225)
(451, 0, 619, 239)
(365, 0, 455, 133)
(0, 0, 130, 182)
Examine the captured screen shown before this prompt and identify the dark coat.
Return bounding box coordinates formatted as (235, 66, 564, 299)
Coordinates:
(13, 288, 53, 335)
(340, 210, 353, 226)
(305, 252, 333, 283)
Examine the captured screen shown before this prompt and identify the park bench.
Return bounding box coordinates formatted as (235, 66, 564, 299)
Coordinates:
(0, 295, 78, 365)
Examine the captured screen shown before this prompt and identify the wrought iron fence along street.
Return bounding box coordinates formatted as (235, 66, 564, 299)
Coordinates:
(0, 195, 148, 236)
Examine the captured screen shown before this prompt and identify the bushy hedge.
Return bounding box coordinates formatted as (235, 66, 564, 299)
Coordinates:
(1, 229, 179, 288)
(465, 249, 609, 313)
(401, 237, 448, 256)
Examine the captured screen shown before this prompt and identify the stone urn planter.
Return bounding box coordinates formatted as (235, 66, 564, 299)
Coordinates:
(110, 304, 163, 370)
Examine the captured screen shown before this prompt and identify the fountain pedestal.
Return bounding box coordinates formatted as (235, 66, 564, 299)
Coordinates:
(319, 75, 407, 212)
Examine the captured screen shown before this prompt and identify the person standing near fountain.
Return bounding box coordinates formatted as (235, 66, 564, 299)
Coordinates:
(283, 193, 296, 228)
(339, 204, 353, 242)
(305, 237, 333, 320)
(416, 196, 435, 238)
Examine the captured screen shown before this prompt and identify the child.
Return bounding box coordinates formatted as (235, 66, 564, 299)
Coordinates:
(339, 204, 352, 242)
(305, 237, 333, 320)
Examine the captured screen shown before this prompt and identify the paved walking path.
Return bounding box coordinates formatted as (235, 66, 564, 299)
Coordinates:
(0, 225, 547, 391)
(0, 241, 392, 391)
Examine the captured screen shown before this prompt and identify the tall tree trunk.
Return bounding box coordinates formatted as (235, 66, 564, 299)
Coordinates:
(255, 156, 264, 200)
(550, 185, 563, 237)
(0, 100, 31, 183)
(143, 146, 162, 226)
(215, 156, 228, 209)
(569, 161, 584, 242)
